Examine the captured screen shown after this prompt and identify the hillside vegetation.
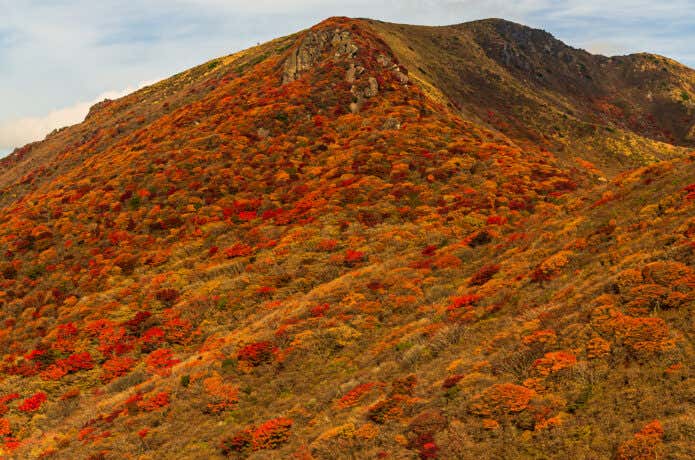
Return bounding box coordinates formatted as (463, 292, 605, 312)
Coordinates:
(0, 17, 692, 459)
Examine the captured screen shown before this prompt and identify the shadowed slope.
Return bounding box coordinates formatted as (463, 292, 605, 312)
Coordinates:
(366, 18, 694, 173)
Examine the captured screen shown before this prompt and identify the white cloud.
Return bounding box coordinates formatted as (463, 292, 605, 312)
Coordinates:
(0, 80, 154, 152)
(584, 41, 630, 57)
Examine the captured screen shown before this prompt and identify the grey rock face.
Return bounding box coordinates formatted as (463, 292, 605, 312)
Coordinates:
(282, 28, 358, 84)
(364, 77, 380, 98)
(281, 26, 410, 115)
(382, 117, 401, 130)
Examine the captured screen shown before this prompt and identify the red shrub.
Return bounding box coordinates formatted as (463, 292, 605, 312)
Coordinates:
(317, 239, 338, 251)
(486, 215, 507, 225)
(237, 342, 276, 367)
(0, 418, 10, 436)
(155, 288, 180, 304)
(18, 392, 47, 412)
(469, 264, 500, 286)
(421, 245, 438, 256)
(446, 294, 481, 311)
(442, 374, 464, 389)
(137, 392, 170, 412)
(683, 183, 695, 200)
(123, 311, 152, 333)
(237, 211, 257, 221)
(310, 303, 330, 317)
(224, 243, 254, 259)
(141, 326, 165, 350)
(344, 249, 365, 266)
(146, 349, 180, 376)
(220, 428, 253, 454)
(0, 393, 20, 405)
(101, 356, 135, 382)
(62, 352, 94, 372)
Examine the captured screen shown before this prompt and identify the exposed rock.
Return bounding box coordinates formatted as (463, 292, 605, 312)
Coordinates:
(257, 127, 270, 139)
(352, 77, 380, 102)
(345, 64, 366, 84)
(346, 63, 357, 83)
(377, 54, 392, 67)
(381, 117, 401, 130)
(282, 28, 358, 84)
(393, 68, 409, 85)
(365, 77, 380, 97)
(331, 30, 358, 57)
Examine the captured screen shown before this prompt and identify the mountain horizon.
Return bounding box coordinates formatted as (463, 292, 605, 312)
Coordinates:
(2, 16, 693, 160)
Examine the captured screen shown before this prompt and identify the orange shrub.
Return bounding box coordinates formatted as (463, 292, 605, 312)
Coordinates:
(613, 315, 674, 355)
(586, 337, 611, 359)
(530, 251, 573, 282)
(641, 261, 691, 285)
(252, 417, 294, 450)
(336, 382, 381, 409)
(522, 329, 557, 348)
(532, 351, 577, 376)
(220, 417, 293, 454)
(0, 418, 10, 436)
(203, 374, 239, 413)
(470, 383, 535, 418)
(617, 420, 664, 460)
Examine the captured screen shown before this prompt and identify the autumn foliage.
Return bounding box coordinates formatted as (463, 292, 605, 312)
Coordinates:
(220, 417, 293, 454)
(0, 15, 691, 460)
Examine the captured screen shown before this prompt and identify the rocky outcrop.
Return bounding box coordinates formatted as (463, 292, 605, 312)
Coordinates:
(282, 28, 358, 84)
(282, 25, 410, 114)
(381, 117, 402, 130)
(348, 54, 409, 113)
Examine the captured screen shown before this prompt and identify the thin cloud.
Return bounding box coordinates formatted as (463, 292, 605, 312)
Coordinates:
(0, 81, 153, 152)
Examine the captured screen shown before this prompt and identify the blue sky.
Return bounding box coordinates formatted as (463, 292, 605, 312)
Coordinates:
(1, 0, 694, 156)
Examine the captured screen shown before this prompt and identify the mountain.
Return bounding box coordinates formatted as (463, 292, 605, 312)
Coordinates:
(0, 17, 692, 459)
(369, 19, 694, 170)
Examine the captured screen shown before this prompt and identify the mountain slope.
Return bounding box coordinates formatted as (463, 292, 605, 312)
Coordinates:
(367, 18, 694, 172)
(0, 17, 692, 459)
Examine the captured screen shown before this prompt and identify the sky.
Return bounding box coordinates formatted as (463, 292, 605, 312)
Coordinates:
(1, 0, 694, 156)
